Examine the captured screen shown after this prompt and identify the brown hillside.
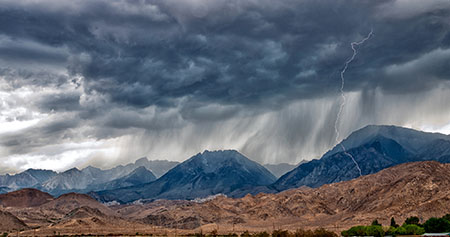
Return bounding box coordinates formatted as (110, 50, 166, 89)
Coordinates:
(0, 210, 28, 231)
(40, 192, 115, 216)
(3, 192, 115, 228)
(0, 188, 53, 208)
(117, 161, 450, 231)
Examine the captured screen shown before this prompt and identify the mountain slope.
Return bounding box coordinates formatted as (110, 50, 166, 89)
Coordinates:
(88, 166, 157, 191)
(0, 188, 54, 207)
(323, 125, 450, 158)
(0, 210, 28, 231)
(273, 125, 450, 190)
(93, 150, 276, 203)
(120, 161, 450, 230)
(133, 158, 180, 178)
(40, 192, 115, 216)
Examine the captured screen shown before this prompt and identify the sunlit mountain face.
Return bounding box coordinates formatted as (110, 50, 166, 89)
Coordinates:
(0, 0, 449, 174)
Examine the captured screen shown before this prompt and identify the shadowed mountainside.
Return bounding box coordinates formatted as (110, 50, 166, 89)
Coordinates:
(273, 125, 450, 190)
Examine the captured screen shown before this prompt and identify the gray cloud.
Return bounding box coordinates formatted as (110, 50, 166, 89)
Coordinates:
(0, 0, 450, 172)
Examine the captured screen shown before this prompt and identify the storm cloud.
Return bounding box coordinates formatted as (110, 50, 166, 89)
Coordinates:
(0, 0, 450, 172)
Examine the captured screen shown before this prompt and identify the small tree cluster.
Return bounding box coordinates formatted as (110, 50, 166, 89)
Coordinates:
(341, 225, 384, 237)
(236, 228, 337, 237)
(423, 216, 450, 233)
(342, 218, 426, 237)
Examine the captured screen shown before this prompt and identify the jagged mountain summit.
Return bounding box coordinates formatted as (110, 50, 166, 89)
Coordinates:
(0, 169, 57, 193)
(38, 164, 159, 196)
(93, 150, 277, 203)
(273, 125, 450, 191)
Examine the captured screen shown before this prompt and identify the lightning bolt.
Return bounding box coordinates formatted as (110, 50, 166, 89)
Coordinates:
(334, 29, 373, 177)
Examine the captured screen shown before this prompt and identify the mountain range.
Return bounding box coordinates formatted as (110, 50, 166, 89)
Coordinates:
(93, 150, 277, 203)
(0, 158, 179, 195)
(1, 161, 450, 235)
(91, 125, 450, 203)
(1, 125, 450, 203)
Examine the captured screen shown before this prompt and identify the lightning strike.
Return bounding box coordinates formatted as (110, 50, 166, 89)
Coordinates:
(335, 29, 373, 177)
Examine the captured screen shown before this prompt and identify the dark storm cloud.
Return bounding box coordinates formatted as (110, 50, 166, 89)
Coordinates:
(1, 0, 449, 110)
(1, 0, 450, 170)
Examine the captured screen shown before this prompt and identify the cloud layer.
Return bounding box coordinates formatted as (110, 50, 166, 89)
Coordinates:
(0, 0, 449, 172)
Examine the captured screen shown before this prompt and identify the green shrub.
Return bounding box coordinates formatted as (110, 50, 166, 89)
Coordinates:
(395, 226, 406, 235)
(443, 214, 450, 222)
(347, 226, 367, 236)
(385, 226, 396, 236)
(404, 216, 420, 225)
(402, 224, 425, 235)
(424, 217, 450, 233)
(366, 225, 385, 237)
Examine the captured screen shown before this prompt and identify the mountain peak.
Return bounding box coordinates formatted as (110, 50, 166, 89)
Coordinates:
(186, 149, 261, 174)
(324, 124, 450, 158)
(63, 167, 81, 174)
(134, 157, 149, 166)
(94, 149, 276, 202)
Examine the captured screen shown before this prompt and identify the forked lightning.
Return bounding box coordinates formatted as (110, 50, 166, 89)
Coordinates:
(335, 29, 373, 177)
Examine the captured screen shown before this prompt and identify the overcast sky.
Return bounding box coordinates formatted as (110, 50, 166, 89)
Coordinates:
(0, 0, 450, 173)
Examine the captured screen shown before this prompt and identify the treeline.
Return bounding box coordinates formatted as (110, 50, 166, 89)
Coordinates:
(342, 214, 450, 237)
(190, 228, 337, 237)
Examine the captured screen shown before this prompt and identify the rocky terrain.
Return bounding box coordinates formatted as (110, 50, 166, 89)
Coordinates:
(1, 161, 449, 236)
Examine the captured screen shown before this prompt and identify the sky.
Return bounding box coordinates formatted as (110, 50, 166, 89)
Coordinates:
(0, 0, 450, 173)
